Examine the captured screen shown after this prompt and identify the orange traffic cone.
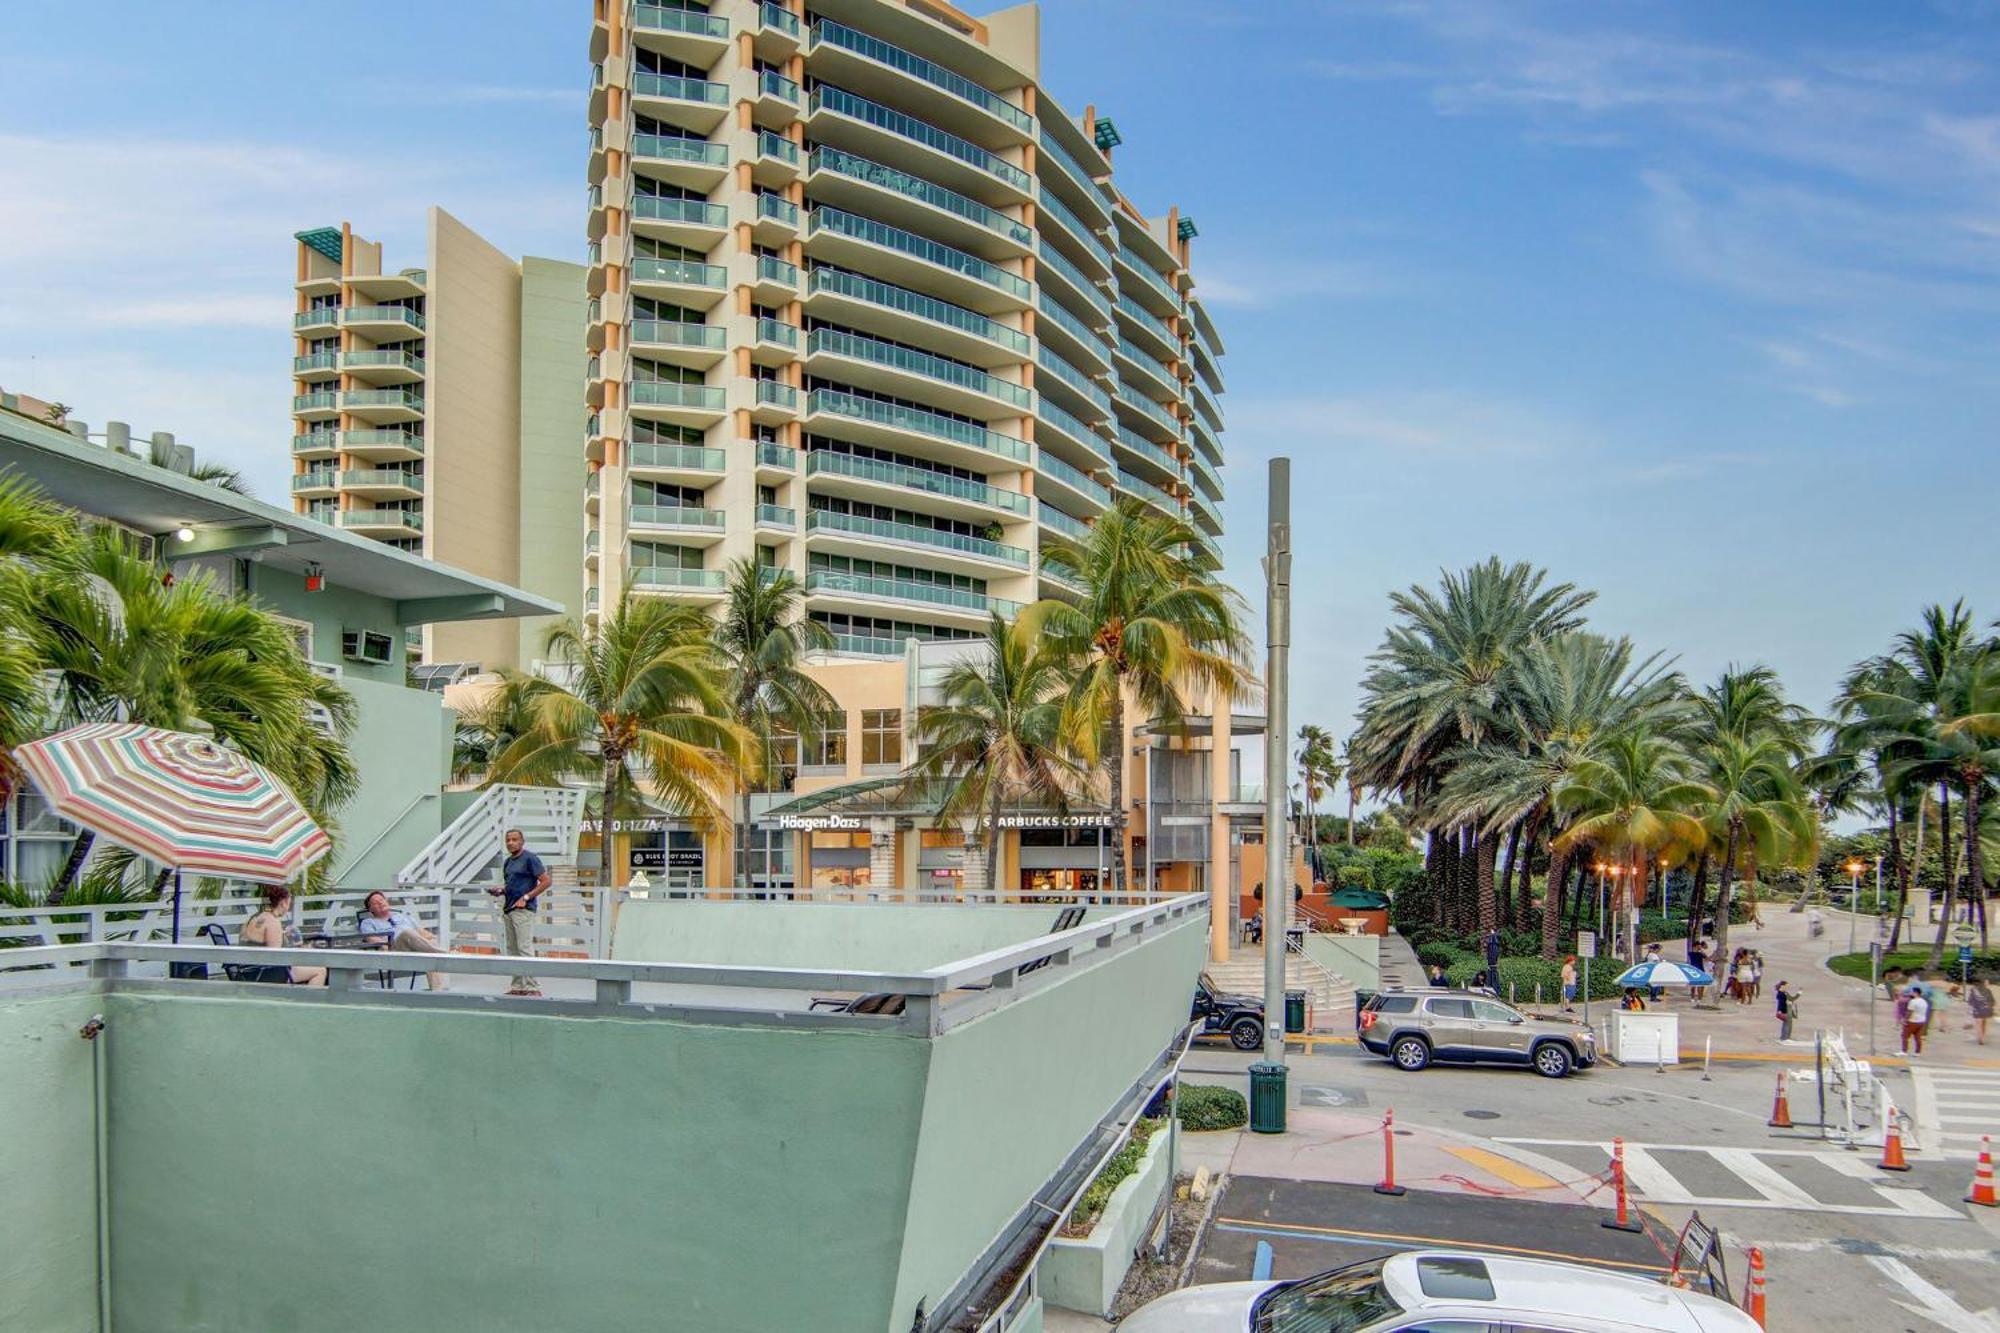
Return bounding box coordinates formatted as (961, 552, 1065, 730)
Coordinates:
(1742, 1247, 1767, 1328)
(1879, 1104, 1911, 1172)
(1767, 1072, 1793, 1129)
(1967, 1136, 1998, 1207)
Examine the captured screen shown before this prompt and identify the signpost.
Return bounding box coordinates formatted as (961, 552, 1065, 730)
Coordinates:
(1869, 940, 1884, 1056)
(1961, 944, 1976, 987)
(1578, 930, 1596, 1029)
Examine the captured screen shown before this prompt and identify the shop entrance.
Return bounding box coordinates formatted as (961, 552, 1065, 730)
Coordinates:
(1018, 868, 1100, 900)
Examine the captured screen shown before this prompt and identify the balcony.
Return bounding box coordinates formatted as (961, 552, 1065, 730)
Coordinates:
(631, 564, 727, 595)
(1115, 385, 1183, 444)
(1190, 416, 1223, 466)
(755, 69, 802, 124)
(339, 469, 425, 500)
(756, 502, 798, 530)
(1115, 469, 1179, 519)
(627, 442, 726, 481)
(754, 191, 801, 243)
(1035, 291, 1113, 374)
(340, 348, 426, 383)
(1035, 127, 1113, 225)
(1037, 501, 1093, 543)
(805, 569, 1021, 624)
(1036, 189, 1115, 280)
(289, 469, 339, 496)
(1191, 380, 1224, 433)
(1112, 423, 1181, 486)
(806, 448, 1031, 520)
(1115, 248, 1183, 321)
(806, 207, 1030, 315)
(1036, 237, 1112, 327)
(752, 316, 800, 364)
(631, 1, 729, 64)
(342, 388, 426, 424)
(338, 508, 424, 538)
(752, 378, 800, 422)
(752, 128, 802, 186)
(630, 254, 730, 308)
(805, 507, 1029, 573)
(808, 19, 1033, 145)
(341, 305, 426, 335)
(1191, 336, 1224, 396)
(629, 379, 727, 426)
(804, 266, 1028, 369)
(585, 527, 600, 567)
(755, 0, 802, 55)
(632, 193, 729, 247)
(1189, 450, 1223, 501)
(292, 307, 340, 332)
(1035, 345, 1112, 421)
(1035, 451, 1110, 514)
(807, 146, 1031, 259)
(584, 469, 601, 514)
(631, 71, 730, 133)
(1114, 294, 1178, 363)
(755, 441, 798, 479)
(1189, 491, 1222, 535)
(1039, 563, 1086, 597)
(341, 428, 425, 462)
(630, 133, 730, 192)
(807, 387, 1031, 470)
(291, 391, 339, 422)
(292, 351, 338, 381)
(1034, 398, 1113, 469)
(806, 327, 1032, 417)
(628, 502, 726, 544)
(751, 252, 801, 301)
(631, 318, 728, 370)
(807, 86, 1030, 205)
(1114, 338, 1180, 405)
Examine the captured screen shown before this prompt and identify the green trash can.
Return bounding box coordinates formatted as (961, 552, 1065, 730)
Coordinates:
(1249, 1061, 1287, 1134)
(1285, 989, 1307, 1034)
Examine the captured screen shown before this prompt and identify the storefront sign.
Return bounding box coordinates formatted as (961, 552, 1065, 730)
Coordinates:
(667, 847, 704, 870)
(985, 813, 1118, 830)
(630, 848, 668, 870)
(582, 817, 673, 834)
(776, 813, 863, 831)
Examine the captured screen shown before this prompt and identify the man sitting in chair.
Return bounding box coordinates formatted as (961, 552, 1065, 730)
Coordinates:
(357, 891, 449, 992)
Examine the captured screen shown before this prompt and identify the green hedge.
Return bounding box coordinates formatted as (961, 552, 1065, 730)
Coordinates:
(1442, 953, 1623, 1003)
(1829, 949, 1999, 985)
(1177, 1084, 1248, 1132)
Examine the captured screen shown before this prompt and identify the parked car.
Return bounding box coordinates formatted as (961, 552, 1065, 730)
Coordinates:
(1191, 973, 1265, 1051)
(1358, 987, 1596, 1077)
(1119, 1250, 1760, 1332)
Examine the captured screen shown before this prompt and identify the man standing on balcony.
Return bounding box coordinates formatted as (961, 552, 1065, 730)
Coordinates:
(489, 828, 549, 997)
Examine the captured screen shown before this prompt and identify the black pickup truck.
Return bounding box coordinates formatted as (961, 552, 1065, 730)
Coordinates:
(1191, 973, 1266, 1050)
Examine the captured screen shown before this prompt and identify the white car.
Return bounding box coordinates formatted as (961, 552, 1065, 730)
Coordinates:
(1118, 1250, 1761, 1333)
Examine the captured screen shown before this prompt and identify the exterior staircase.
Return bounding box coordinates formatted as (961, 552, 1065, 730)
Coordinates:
(396, 784, 586, 886)
(1207, 942, 1354, 1032)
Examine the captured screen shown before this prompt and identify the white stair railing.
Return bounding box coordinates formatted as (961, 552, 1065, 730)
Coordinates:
(395, 785, 586, 886)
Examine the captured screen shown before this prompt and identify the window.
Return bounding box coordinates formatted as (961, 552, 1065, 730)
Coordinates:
(1471, 1000, 1518, 1024)
(1425, 998, 1473, 1020)
(1249, 1256, 1402, 1333)
(804, 711, 847, 767)
(0, 789, 80, 887)
(1368, 995, 1419, 1016)
(861, 709, 901, 766)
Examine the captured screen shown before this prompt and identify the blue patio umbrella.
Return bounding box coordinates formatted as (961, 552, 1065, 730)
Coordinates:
(1615, 959, 1715, 988)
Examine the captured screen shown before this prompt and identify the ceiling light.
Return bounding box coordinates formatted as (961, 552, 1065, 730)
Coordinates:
(174, 525, 195, 542)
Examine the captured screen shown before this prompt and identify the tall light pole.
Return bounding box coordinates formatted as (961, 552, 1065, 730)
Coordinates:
(1846, 859, 1864, 955)
(1261, 458, 1292, 1071)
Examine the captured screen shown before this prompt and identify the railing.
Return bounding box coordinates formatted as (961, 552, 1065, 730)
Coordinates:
(340, 469, 424, 491)
(806, 570, 1018, 617)
(810, 19, 1033, 134)
(826, 631, 906, 657)
(342, 349, 426, 374)
(632, 71, 728, 106)
(1116, 249, 1182, 310)
(755, 380, 799, 409)
(810, 207, 1031, 300)
(632, 255, 728, 287)
(1035, 238, 1111, 321)
(629, 502, 726, 529)
(757, 440, 798, 470)
(291, 433, 341, 454)
(1036, 399, 1112, 462)
(633, 194, 728, 228)
(1035, 129, 1112, 217)
(292, 391, 338, 413)
(1036, 345, 1112, 415)
(630, 380, 726, 411)
(758, 0, 800, 37)
(1036, 291, 1113, 364)
(343, 305, 426, 330)
(810, 86, 1028, 192)
(628, 441, 726, 471)
(1115, 294, 1176, 350)
(398, 783, 586, 885)
(1035, 452, 1109, 507)
(339, 509, 423, 533)
(293, 308, 340, 330)
(1036, 190, 1114, 273)
(756, 502, 797, 527)
(631, 319, 726, 350)
(1115, 469, 1177, 517)
(757, 253, 801, 287)
(293, 351, 337, 374)
(757, 129, 800, 165)
(1036, 502, 1091, 541)
(807, 448, 1032, 515)
(290, 471, 338, 492)
(632, 1, 728, 38)
(806, 508, 1029, 566)
(808, 387, 1031, 462)
(1114, 422, 1179, 476)
(1191, 381, 1224, 431)
(758, 192, 800, 226)
(808, 327, 1032, 408)
(343, 388, 425, 412)
(810, 147, 1030, 246)
(632, 565, 726, 591)
(343, 428, 425, 454)
(759, 69, 801, 103)
(807, 267, 1029, 354)
(1190, 417, 1222, 464)
(1116, 386, 1181, 437)
(755, 315, 800, 347)
(631, 134, 729, 168)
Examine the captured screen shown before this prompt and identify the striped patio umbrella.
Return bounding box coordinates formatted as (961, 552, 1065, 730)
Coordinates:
(15, 721, 330, 886)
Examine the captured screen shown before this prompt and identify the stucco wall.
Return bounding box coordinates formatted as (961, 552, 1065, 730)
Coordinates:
(610, 899, 1113, 971)
(0, 991, 103, 1333)
(326, 672, 451, 886)
(514, 257, 587, 669)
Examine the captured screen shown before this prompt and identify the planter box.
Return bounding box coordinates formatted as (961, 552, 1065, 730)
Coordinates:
(1039, 1128, 1173, 1317)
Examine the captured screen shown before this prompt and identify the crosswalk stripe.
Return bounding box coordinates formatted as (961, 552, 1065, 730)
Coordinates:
(1710, 1147, 1820, 1207)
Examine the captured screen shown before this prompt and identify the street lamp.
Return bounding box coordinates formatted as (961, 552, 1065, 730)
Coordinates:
(1846, 859, 1864, 954)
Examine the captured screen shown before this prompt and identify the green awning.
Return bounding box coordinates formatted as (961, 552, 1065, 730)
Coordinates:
(294, 227, 343, 264)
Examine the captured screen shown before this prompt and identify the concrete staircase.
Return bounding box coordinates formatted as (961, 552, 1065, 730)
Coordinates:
(1207, 949, 1354, 1031)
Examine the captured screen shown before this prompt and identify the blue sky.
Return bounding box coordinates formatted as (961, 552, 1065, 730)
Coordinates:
(2, 1, 1996, 742)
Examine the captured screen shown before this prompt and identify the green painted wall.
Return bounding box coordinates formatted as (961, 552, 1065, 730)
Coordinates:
(98, 992, 930, 1333)
(0, 991, 103, 1333)
(515, 257, 587, 668)
(889, 915, 1206, 1327)
(247, 565, 407, 686)
(326, 674, 451, 887)
(611, 900, 1121, 971)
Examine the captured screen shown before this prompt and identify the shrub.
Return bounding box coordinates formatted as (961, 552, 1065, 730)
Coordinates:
(1416, 940, 1471, 970)
(1443, 954, 1621, 1002)
(1177, 1084, 1248, 1132)
(1060, 1117, 1164, 1237)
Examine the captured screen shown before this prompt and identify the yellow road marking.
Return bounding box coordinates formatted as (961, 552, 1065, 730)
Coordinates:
(1215, 1216, 1668, 1273)
(1443, 1144, 1559, 1192)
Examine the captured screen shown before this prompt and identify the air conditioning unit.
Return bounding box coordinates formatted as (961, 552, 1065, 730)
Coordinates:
(341, 629, 395, 665)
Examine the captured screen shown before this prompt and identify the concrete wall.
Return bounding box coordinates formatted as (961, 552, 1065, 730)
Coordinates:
(1301, 932, 1380, 992)
(326, 672, 452, 886)
(1040, 1125, 1172, 1316)
(611, 899, 1113, 971)
(0, 991, 103, 1333)
(248, 563, 406, 686)
(514, 257, 587, 668)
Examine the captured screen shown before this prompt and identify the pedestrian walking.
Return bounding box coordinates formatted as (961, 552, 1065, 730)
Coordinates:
(1902, 986, 1930, 1055)
(488, 827, 550, 997)
(1735, 952, 1756, 1006)
(1561, 956, 1578, 1012)
(1969, 978, 1993, 1046)
(1687, 937, 1707, 1003)
(1749, 951, 1764, 1002)
(1774, 980, 1797, 1042)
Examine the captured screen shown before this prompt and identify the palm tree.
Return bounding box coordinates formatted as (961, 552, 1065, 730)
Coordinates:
(1925, 644, 2000, 952)
(451, 683, 540, 785)
(1696, 733, 1816, 953)
(1295, 724, 1339, 875)
(487, 592, 754, 886)
(0, 476, 75, 798)
(1555, 730, 1709, 962)
(1027, 501, 1251, 894)
(712, 559, 835, 887)
(911, 615, 1084, 889)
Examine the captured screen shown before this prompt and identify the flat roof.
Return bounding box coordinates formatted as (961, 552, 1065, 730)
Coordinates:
(0, 409, 563, 624)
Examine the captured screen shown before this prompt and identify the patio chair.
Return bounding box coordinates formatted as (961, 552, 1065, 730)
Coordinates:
(1017, 905, 1087, 977)
(199, 922, 291, 985)
(807, 992, 907, 1015)
(353, 910, 420, 991)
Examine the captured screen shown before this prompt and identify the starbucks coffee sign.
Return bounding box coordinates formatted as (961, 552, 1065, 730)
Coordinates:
(987, 813, 1119, 830)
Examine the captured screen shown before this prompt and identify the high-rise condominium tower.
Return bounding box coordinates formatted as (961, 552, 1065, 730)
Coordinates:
(289, 209, 588, 674)
(583, 0, 1226, 646)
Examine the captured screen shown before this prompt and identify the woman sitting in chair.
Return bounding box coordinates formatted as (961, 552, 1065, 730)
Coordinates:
(239, 886, 327, 987)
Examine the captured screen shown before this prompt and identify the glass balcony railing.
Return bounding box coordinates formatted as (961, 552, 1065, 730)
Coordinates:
(343, 388, 425, 412)
(1036, 399, 1111, 463)
(806, 570, 1020, 618)
(810, 20, 1033, 135)
(1115, 469, 1178, 516)
(632, 256, 727, 289)
(1035, 346, 1112, 416)
(1115, 294, 1177, 350)
(628, 442, 726, 471)
(826, 631, 905, 657)
(757, 441, 799, 471)
(759, 69, 801, 103)
(631, 319, 726, 351)
(810, 87, 1029, 192)
(808, 388, 1031, 463)
(805, 509, 1029, 566)
(756, 503, 798, 527)
(1189, 450, 1223, 498)
(341, 429, 424, 454)
(1116, 338, 1179, 396)
(589, 183, 604, 213)
(1036, 190, 1114, 272)
(632, 565, 727, 591)
(293, 352, 338, 374)
(757, 129, 800, 165)
(1190, 417, 1222, 464)
(1192, 381, 1224, 431)
(1117, 250, 1182, 310)
(340, 469, 424, 491)
(341, 349, 426, 374)
(586, 529, 600, 555)
(632, 2, 728, 38)
(1036, 292, 1113, 364)
(1114, 423, 1179, 476)
(1037, 502, 1092, 541)
(586, 585, 601, 609)
(1036, 451, 1110, 507)
(633, 72, 729, 106)
(631, 381, 726, 412)
(1036, 129, 1111, 216)
(807, 267, 1029, 354)
(293, 308, 340, 330)
(343, 305, 426, 330)
(808, 327, 1032, 409)
(588, 296, 601, 325)
(758, 0, 800, 37)
(339, 509, 423, 533)
(1116, 386, 1182, 437)
(632, 134, 729, 169)
(289, 471, 339, 492)
(629, 503, 726, 530)
(809, 147, 1030, 247)
(811, 207, 1030, 300)
(807, 448, 1032, 515)
(756, 380, 800, 409)
(757, 253, 801, 287)
(755, 316, 800, 347)
(1040, 563, 1085, 595)
(633, 194, 728, 229)
(758, 193, 801, 226)
(1036, 238, 1111, 321)
(292, 392, 338, 413)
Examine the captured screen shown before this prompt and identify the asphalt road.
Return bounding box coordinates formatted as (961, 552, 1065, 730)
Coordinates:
(1181, 1040, 2000, 1333)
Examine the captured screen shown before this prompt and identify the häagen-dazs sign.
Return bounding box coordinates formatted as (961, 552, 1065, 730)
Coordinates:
(776, 813, 863, 831)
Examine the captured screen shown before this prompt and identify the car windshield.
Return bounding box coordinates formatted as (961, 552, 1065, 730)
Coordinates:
(1252, 1257, 1403, 1333)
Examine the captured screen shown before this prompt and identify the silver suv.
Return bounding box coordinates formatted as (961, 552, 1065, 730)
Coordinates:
(1359, 988, 1597, 1078)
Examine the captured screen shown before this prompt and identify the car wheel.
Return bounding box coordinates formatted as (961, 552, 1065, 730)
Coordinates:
(1392, 1036, 1430, 1071)
(1533, 1043, 1573, 1078)
(1229, 1017, 1264, 1051)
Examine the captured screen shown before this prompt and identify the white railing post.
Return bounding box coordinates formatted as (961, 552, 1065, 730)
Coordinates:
(436, 887, 453, 951)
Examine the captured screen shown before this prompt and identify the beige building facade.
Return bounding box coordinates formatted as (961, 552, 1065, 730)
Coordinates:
(288, 210, 588, 674)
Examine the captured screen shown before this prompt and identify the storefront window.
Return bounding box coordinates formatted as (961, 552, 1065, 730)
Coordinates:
(861, 708, 901, 766)
(1019, 869, 1099, 900)
(810, 864, 871, 891)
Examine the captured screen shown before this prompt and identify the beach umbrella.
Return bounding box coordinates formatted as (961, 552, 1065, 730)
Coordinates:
(1614, 959, 1715, 989)
(14, 722, 331, 940)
